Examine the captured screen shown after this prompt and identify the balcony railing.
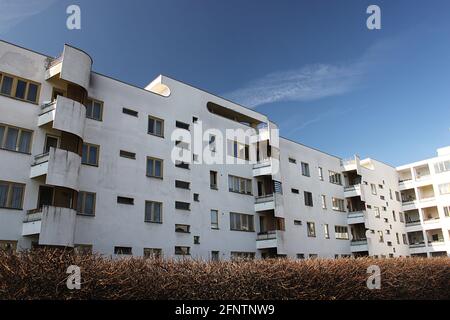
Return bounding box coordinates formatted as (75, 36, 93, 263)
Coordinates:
(47, 55, 63, 69)
(409, 242, 425, 248)
(23, 209, 44, 223)
(351, 238, 368, 246)
(255, 194, 274, 204)
(405, 218, 420, 225)
(33, 152, 50, 166)
(253, 159, 271, 169)
(257, 230, 277, 241)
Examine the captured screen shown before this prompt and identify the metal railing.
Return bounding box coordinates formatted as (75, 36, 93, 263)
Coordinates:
(255, 194, 274, 204)
(351, 239, 368, 246)
(257, 230, 277, 241)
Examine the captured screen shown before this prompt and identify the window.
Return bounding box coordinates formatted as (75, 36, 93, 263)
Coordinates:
(434, 160, 450, 174)
(321, 195, 327, 209)
(0, 72, 40, 103)
(444, 206, 450, 217)
(324, 224, 330, 239)
(328, 171, 342, 185)
(318, 167, 323, 181)
(0, 124, 32, 153)
(371, 183, 377, 195)
(175, 201, 190, 211)
(228, 175, 252, 195)
(0, 180, 25, 209)
(389, 189, 393, 200)
(304, 191, 313, 207)
(146, 157, 163, 178)
(231, 140, 249, 160)
(288, 157, 296, 164)
(211, 251, 219, 261)
(122, 107, 138, 117)
(117, 196, 134, 205)
(210, 171, 218, 189)
(396, 233, 400, 244)
(332, 198, 345, 212)
(176, 120, 190, 130)
(148, 115, 164, 137)
(301, 162, 310, 177)
(395, 191, 400, 202)
(145, 201, 162, 223)
(399, 212, 404, 223)
(77, 192, 96, 216)
(119, 150, 136, 159)
(392, 211, 397, 222)
(114, 246, 132, 255)
(230, 212, 254, 232)
(193, 193, 199, 202)
(175, 224, 190, 233)
(192, 117, 198, 123)
(438, 183, 450, 195)
(231, 252, 255, 260)
(194, 236, 200, 244)
(378, 231, 384, 242)
(294, 220, 302, 225)
(85, 98, 103, 121)
(402, 234, 408, 245)
(175, 161, 189, 170)
(296, 253, 305, 259)
(211, 209, 219, 229)
(374, 206, 380, 218)
(307, 222, 316, 237)
(335, 226, 349, 239)
(291, 188, 299, 194)
(175, 180, 190, 189)
(380, 195, 385, 200)
(309, 254, 318, 259)
(82, 143, 99, 166)
(144, 248, 162, 258)
(175, 246, 190, 255)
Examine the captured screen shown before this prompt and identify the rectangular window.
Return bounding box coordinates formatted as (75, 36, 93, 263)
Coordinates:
(0, 180, 25, 209)
(211, 209, 219, 229)
(444, 206, 450, 217)
(334, 226, 349, 239)
(328, 171, 342, 185)
(145, 201, 162, 223)
(175, 201, 190, 211)
(146, 157, 163, 178)
(0, 72, 40, 103)
(117, 196, 134, 205)
(119, 150, 136, 159)
(291, 188, 299, 194)
(396, 233, 400, 244)
(332, 198, 345, 212)
(231, 140, 250, 160)
(402, 234, 408, 245)
(175, 120, 190, 130)
(378, 231, 384, 242)
(228, 175, 252, 195)
(76, 191, 96, 216)
(324, 224, 330, 239)
(392, 211, 397, 221)
(144, 248, 162, 258)
(288, 157, 296, 164)
(114, 246, 132, 255)
(318, 167, 323, 181)
(294, 220, 302, 225)
(211, 251, 219, 261)
(148, 115, 164, 137)
(122, 107, 138, 117)
(438, 183, 450, 195)
(175, 180, 190, 189)
(85, 98, 103, 121)
(395, 191, 400, 202)
(321, 195, 327, 209)
(399, 212, 404, 223)
(175, 224, 190, 233)
(231, 252, 255, 260)
(307, 222, 316, 237)
(82, 143, 100, 166)
(210, 171, 218, 189)
(175, 161, 189, 170)
(175, 246, 190, 255)
(0, 124, 32, 154)
(193, 193, 199, 202)
(230, 212, 254, 232)
(371, 183, 377, 195)
(374, 206, 380, 218)
(434, 160, 450, 174)
(301, 162, 310, 177)
(194, 236, 200, 244)
(304, 191, 313, 207)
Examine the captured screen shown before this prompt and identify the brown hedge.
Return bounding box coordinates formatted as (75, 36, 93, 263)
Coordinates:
(0, 248, 448, 300)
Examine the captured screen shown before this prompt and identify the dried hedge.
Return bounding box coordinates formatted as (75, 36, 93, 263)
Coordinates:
(0, 248, 448, 300)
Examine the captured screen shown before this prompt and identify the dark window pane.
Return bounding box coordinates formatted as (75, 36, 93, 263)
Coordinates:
(93, 102, 102, 120)
(26, 83, 38, 102)
(5, 128, 18, 150)
(148, 118, 154, 134)
(88, 146, 98, 165)
(147, 159, 154, 176)
(18, 131, 31, 153)
(10, 185, 23, 209)
(84, 193, 94, 215)
(15, 80, 27, 99)
(81, 144, 88, 163)
(0, 183, 8, 207)
(1, 76, 13, 95)
(86, 101, 93, 118)
(0, 126, 5, 147)
(155, 120, 162, 136)
(154, 160, 161, 177)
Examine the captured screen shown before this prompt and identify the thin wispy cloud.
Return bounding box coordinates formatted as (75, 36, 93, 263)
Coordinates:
(224, 39, 396, 108)
(0, 0, 56, 34)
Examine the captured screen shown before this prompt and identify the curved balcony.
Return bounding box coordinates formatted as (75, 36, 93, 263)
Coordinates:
(30, 147, 81, 191)
(22, 206, 76, 247)
(38, 95, 86, 139)
(46, 44, 92, 91)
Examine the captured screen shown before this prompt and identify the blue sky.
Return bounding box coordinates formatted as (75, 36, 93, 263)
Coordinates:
(1, 0, 449, 166)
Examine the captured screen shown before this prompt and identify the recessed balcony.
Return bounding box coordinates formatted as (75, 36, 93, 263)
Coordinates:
(414, 164, 431, 181)
(344, 184, 362, 198)
(404, 209, 421, 226)
(347, 210, 365, 225)
(30, 147, 81, 191)
(38, 95, 86, 139)
(253, 159, 273, 177)
(422, 206, 440, 224)
(254, 194, 275, 212)
(417, 185, 435, 202)
(407, 231, 426, 248)
(256, 230, 283, 249)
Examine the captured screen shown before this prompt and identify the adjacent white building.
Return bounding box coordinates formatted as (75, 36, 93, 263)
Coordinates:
(0, 40, 448, 259)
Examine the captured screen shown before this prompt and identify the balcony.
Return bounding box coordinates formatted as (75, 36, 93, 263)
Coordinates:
(38, 95, 86, 139)
(22, 205, 77, 247)
(350, 238, 368, 252)
(254, 194, 275, 212)
(344, 184, 362, 198)
(45, 44, 92, 91)
(256, 230, 283, 249)
(253, 159, 272, 177)
(30, 147, 81, 191)
(347, 211, 365, 225)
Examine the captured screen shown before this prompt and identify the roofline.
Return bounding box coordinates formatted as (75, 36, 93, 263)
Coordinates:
(279, 136, 342, 160)
(0, 39, 53, 59)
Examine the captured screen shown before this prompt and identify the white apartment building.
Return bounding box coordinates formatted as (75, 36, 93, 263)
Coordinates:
(0, 40, 448, 259)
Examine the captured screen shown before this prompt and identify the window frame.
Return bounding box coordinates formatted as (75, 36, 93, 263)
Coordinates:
(0, 71, 41, 104)
(307, 221, 316, 237)
(211, 209, 219, 229)
(145, 200, 163, 223)
(229, 212, 255, 232)
(0, 180, 25, 210)
(146, 156, 164, 179)
(301, 162, 310, 177)
(85, 97, 103, 121)
(0, 123, 33, 154)
(148, 115, 164, 137)
(81, 143, 100, 167)
(76, 191, 96, 216)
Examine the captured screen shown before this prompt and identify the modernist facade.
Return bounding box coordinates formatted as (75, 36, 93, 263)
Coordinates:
(0, 40, 449, 259)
